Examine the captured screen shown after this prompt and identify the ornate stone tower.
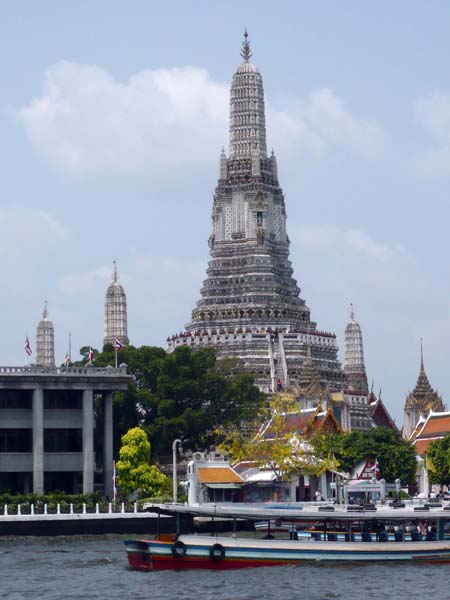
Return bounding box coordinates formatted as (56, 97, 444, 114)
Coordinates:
(344, 305, 368, 394)
(103, 261, 129, 348)
(168, 32, 345, 393)
(35, 301, 55, 367)
(403, 342, 445, 438)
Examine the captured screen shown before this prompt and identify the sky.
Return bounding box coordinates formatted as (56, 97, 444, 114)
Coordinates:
(0, 1, 449, 425)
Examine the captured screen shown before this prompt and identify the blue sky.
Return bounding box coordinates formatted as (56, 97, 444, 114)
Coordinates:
(1, 1, 449, 424)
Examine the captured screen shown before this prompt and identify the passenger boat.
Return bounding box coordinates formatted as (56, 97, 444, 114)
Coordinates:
(125, 503, 450, 570)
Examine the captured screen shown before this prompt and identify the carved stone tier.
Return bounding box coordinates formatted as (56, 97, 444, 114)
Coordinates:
(168, 33, 346, 393)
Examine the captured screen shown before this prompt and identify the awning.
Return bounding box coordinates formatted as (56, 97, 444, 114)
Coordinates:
(204, 483, 242, 489)
(197, 467, 244, 484)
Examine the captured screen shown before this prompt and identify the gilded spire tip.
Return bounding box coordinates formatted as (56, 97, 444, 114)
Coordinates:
(43, 300, 48, 320)
(240, 28, 252, 61)
(350, 303, 355, 321)
(420, 337, 424, 372)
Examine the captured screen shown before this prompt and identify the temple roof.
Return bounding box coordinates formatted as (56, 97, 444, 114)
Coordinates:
(405, 343, 444, 412)
(197, 466, 243, 484)
(295, 343, 324, 393)
(369, 395, 397, 430)
(412, 411, 450, 456)
(259, 406, 340, 440)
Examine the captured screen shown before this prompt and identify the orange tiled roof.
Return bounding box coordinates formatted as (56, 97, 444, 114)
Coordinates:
(197, 467, 244, 484)
(419, 413, 450, 437)
(414, 438, 434, 456)
(260, 408, 340, 439)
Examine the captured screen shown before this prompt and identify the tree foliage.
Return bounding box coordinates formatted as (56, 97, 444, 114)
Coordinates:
(78, 344, 266, 458)
(218, 393, 322, 481)
(116, 427, 171, 499)
(426, 435, 450, 485)
(310, 427, 417, 484)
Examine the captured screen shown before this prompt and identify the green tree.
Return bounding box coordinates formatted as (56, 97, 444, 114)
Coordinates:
(75, 343, 266, 459)
(426, 435, 450, 485)
(116, 427, 171, 499)
(310, 427, 417, 484)
(218, 393, 320, 481)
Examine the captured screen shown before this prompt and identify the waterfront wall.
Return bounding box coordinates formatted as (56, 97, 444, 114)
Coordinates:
(0, 503, 194, 536)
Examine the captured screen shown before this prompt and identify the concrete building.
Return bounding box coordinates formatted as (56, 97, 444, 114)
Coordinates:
(104, 261, 129, 348)
(168, 31, 345, 394)
(0, 364, 132, 496)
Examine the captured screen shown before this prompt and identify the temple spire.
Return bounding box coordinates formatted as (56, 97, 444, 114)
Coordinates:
(240, 29, 252, 61)
(35, 302, 55, 367)
(420, 338, 424, 372)
(344, 307, 368, 394)
(112, 260, 119, 283)
(104, 261, 129, 348)
(229, 31, 267, 159)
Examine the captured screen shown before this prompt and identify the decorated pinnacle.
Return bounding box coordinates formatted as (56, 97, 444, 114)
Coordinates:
(43, 300, 48, 320)
(113, 260, 119, 283)
(350, 303, 355, 321)
(240, 29, 252, 61)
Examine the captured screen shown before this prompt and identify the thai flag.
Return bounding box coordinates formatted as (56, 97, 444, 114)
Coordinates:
(112, 460, 117, 502)
(24, 336, 32, 356)
(114, 337, 123, 351)
(371, 459, 380, 479)
(88, 347, 94, 363)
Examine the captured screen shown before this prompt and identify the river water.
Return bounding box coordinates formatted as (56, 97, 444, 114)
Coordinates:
(0, 535, 448, 599)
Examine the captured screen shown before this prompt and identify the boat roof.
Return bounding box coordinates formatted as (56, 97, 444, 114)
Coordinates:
(149, 503, 450, 522)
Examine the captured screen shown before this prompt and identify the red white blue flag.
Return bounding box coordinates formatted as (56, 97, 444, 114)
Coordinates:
(114, 337, 123, 351)
(371, 458, 380, 479)
(24, 336, 32, 356)
(112, 460, 117, 502)
(88, 347, 94, 363)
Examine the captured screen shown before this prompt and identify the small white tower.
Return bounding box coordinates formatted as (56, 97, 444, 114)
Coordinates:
(103, 261, 129, 348)
(35, 301, 55, 367)
(344, 305, 368, 394)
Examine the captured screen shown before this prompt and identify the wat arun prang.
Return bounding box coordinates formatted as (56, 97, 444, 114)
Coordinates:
(168, 32, 346, 394)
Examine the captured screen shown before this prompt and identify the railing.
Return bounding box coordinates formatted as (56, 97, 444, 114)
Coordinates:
(1, 501, 148, 518)
(0, 366, 128, 376)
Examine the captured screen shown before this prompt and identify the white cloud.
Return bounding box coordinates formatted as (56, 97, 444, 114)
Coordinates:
(18, 62, 388, 178)
(18, 61, 229, 177)
(414, 92, 450, 175)
(293, 223, 399, 262)
(0, 207, 65, 259)
(269, 89, 388, 159)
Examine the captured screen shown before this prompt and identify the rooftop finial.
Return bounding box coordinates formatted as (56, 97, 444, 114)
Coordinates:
(113, 260, 119, 283)
(420, 337, 424, 372)
(240, 28, 252, 62)
(43, 300, 48, 320)
(350, 303, 355, 321)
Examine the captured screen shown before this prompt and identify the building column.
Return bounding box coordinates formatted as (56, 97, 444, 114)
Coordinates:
(32, 388, 44, 495)
(103, 392, 113, 499)
(82, 389, 94, 494)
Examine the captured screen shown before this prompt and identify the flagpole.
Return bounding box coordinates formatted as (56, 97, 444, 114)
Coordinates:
(69, 332, 72, 364)
(115, 347, 118, 369)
